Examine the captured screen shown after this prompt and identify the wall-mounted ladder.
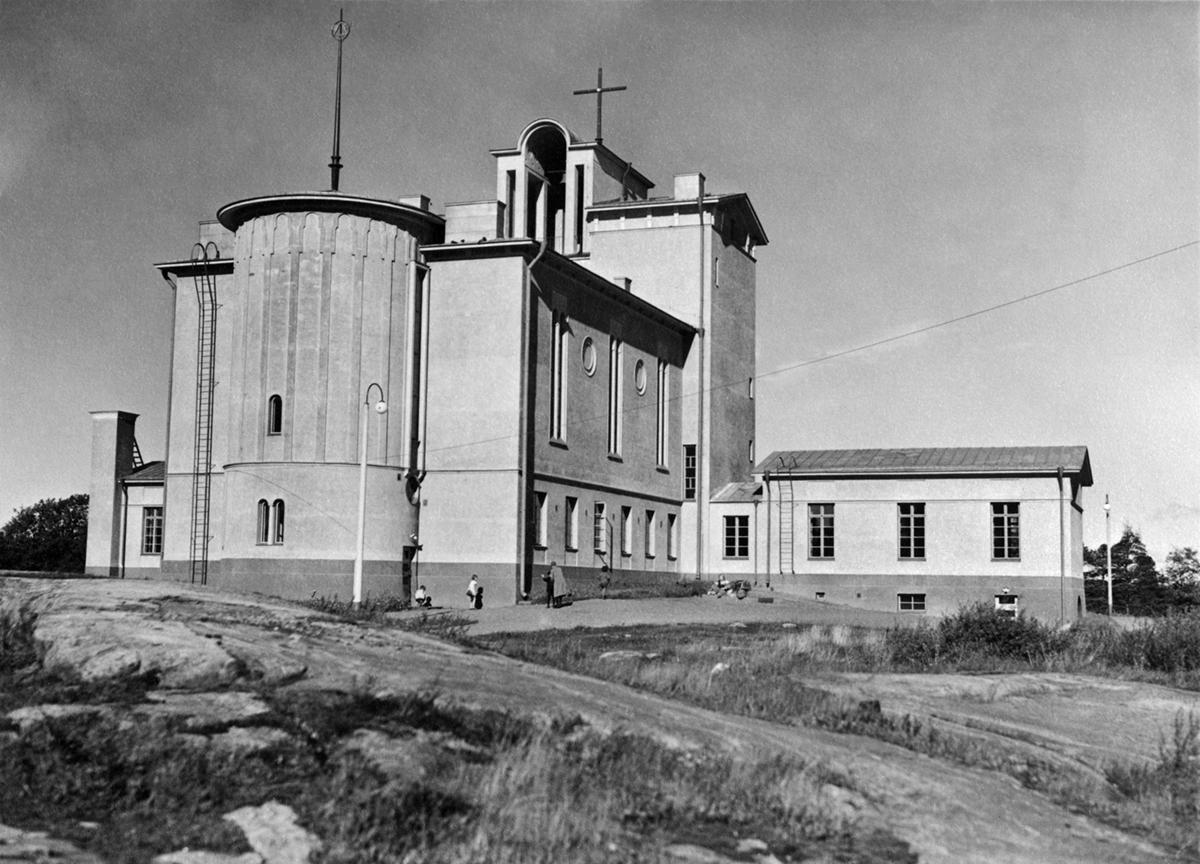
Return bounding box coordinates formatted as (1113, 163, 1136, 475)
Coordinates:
(189, 242, 219, 585)
(774, 455, 797, 575)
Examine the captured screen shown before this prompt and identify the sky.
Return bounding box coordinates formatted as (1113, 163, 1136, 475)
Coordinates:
(1, 1, 1196, 561)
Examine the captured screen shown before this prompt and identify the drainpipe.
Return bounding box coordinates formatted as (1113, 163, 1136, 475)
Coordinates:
(694, 187, 706, 582)
(119, 481, 128, 579)
(514, 238, 549, 601)
(764, 471, 772, 587)
(1057, 466, 1066, 624)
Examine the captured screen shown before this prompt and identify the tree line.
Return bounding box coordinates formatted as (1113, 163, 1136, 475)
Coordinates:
(1084, 526, 1200, 616)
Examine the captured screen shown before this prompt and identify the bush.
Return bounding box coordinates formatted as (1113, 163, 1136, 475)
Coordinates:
(0, 494, 89, 573)
(937, 602, 1069, 664)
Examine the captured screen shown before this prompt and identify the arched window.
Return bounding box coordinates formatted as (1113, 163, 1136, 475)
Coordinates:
(256, 499, 270, 544)
(267, 395, 283, 435)
(272, 499, 285, 544)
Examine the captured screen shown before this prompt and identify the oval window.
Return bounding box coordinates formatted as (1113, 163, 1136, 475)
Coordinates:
(581, 337, 597, 376)
(634, 359, 647, 395)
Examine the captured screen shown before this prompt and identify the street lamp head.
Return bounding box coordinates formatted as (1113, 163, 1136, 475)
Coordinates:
(1103, 493, 1110, 514)
(374, 400, 388, 414)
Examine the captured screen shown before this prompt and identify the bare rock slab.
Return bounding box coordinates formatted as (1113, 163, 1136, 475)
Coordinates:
(224, 802, 320, 864)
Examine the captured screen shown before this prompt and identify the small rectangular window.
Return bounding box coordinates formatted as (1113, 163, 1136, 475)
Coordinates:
(723, 515, 749, 559)
(898, 593, 926, 612)
(621, 506, 632, 556)
(995, 594, 1019, 618)
(808, 503, 834, 559)
(535, 491, 548, 549)
(683, 444, 697, 500)
(142, 507, 163, 555)
(992, 502, 1020, 559)
(898, 503, 925, 560)
(565, 496, 578, 551)
(594, 502, 607, 553)
(645, 509, 656, 558)
(667, 513, 678, 560)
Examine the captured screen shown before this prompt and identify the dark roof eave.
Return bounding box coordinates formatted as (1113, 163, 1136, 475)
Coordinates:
(421, 240, 696, 336)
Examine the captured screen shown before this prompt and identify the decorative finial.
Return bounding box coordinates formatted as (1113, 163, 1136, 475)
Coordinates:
(572, 67, 626, 145)
(329, 9, 351, 191)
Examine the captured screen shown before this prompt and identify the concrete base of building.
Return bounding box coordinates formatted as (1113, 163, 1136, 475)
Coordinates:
(764, 572, 1086, 623)
(160, 558, 412, 604)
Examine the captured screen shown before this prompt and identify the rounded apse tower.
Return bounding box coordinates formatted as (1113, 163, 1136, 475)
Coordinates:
(213, 192, 442, 598)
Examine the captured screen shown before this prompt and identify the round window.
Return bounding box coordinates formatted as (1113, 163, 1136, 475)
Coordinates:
(634, 359, 647, 395)
(581, 337, 597, 376)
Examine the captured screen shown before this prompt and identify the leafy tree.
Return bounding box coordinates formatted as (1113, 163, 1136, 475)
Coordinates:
(1163, 547, 1200, 587)
(0, 494, 89, 573)
(1083, 526, 1165, 615)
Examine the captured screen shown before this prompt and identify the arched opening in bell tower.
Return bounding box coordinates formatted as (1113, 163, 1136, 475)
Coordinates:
(523, 124, 568, 251)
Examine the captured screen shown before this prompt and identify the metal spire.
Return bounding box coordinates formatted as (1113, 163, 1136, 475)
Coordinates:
(573, 67, 626, 145)
(329, 9, 351, 191)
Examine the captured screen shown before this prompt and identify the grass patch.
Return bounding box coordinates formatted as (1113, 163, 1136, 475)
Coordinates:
(478, 607, 1200, 855)
(0, 682, 909, 864)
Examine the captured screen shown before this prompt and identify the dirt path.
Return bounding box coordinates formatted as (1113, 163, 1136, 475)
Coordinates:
(2, 578, 1182, 863)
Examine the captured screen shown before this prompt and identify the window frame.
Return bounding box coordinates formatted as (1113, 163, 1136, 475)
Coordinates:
(593, 502, 607, 554)
(667, 512, 679, 560)
(565, 496, 579, 552)
(645, 509, 656, 559)
(141, 506, 163, 556)
(683, 444, 697, 500)
(267, 394, 283, 436)
(535, 491, 548, 549)
(898, 593, 926, 612)
(898, 502, 926, 560)
(723, 514, 749, 559)
(808, 503, 835, 560)
(991, 502, 1021, 560)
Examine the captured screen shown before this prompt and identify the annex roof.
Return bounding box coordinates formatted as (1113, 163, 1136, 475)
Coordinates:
(122, 461, 165, 484)
(710, 481, 762, 503)
(757, 447, 1092, 486)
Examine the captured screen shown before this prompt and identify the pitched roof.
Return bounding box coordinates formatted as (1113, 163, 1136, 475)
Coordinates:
(122, 461, 165, 484)
(710, 481, 762, 503)
(757, 447, 1092, 485)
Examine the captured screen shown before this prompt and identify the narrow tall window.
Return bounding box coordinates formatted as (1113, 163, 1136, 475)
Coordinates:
(594, 502, 607, 554)
(683, 444, 697, 500)
(608, 338, 623, 456)
(621, 506, 632, 556)
(573, 164, 585, 253)
(645, 509, 656, 558)
(565, 496, 579, 551)
(898, 503, 925, 560)
(267, 395, 283, 435)
(142, 507, 163, 555)
(535, 491, 548, 548)
(992, 502, 1020, 559)
(748, 439, 755, 465)
(748, 377, 755, 400)
(257, 499, 270, 544)
(505, 170, 516, 237)
(550, 312, 568, 441)
(723, 514, 749, 559)
(667, 513, 678, 560)
(809, 503, 834, 559)
(656, 360, 669, 467)
(272, 499, 285, 545)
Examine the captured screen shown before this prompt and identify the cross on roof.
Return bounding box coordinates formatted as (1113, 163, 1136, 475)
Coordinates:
(572, 67, 626, 145)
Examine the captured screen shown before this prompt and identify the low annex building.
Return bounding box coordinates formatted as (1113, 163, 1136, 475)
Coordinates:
(709, 447, 1092, 620)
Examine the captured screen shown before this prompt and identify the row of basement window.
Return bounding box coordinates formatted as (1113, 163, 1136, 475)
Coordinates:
(535, 492, 679, 561)
(722, 502, 1022, 561)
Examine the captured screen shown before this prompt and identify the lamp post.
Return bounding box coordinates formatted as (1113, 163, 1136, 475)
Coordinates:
(1103, 494, 1113, 616)
(353, 383, 387, 605)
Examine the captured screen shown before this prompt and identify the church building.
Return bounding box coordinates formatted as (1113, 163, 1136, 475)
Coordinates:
(85, 108, 1090, 620)
(86, 116, 765, 607)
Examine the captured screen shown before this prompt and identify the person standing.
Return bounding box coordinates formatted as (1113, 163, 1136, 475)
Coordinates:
(545, 561, 563, 608)
(551, 562, 570, 608)
(466, 575, 482, 609)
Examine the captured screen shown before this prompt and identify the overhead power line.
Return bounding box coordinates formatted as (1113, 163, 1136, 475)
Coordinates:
(756, 240, 1199, 382)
